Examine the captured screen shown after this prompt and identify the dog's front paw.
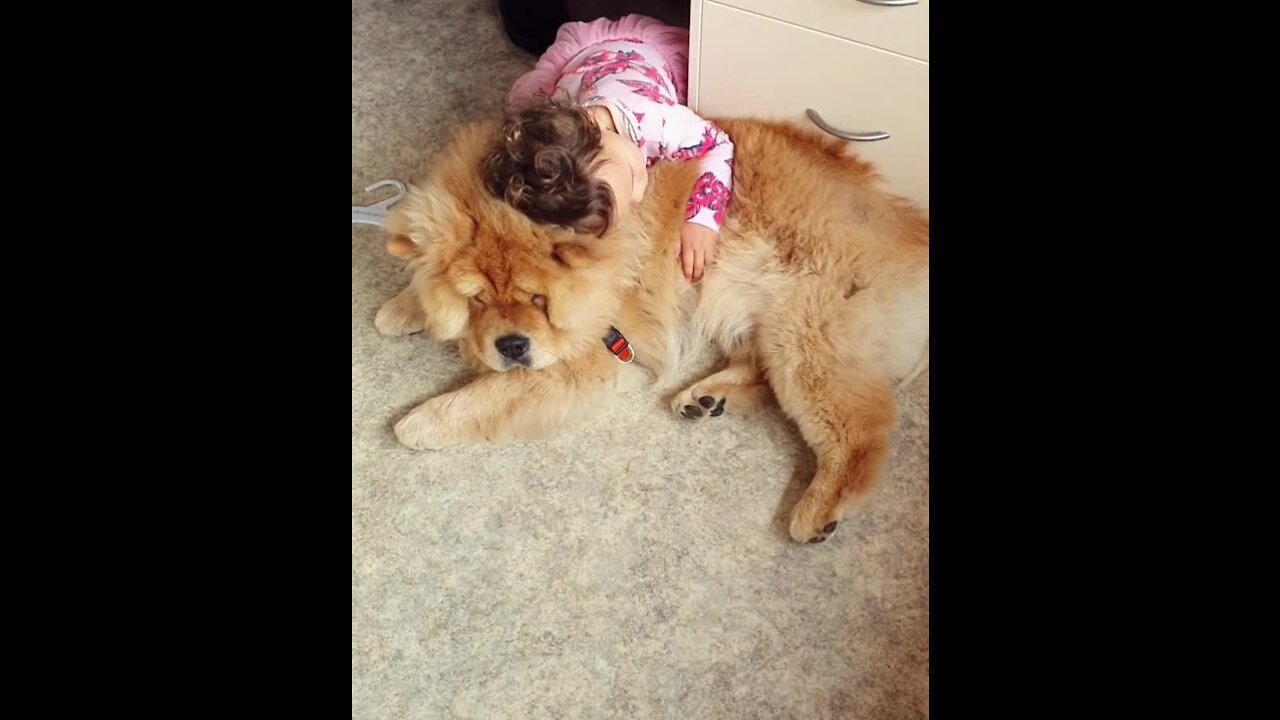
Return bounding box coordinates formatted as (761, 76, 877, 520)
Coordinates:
(393, 402, 450, 450)
(375, 288, 425, 336)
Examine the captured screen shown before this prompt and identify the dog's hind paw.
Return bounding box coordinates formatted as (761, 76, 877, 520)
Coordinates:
(673, 393, 727, 420)
(788, 495, 844, 545)
(669, 374, 770, 422)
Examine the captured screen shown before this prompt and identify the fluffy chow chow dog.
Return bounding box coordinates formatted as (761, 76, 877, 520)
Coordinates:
(375, 119, 928, 544)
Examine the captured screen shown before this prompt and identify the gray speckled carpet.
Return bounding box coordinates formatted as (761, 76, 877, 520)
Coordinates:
(352, 1, 929, 717)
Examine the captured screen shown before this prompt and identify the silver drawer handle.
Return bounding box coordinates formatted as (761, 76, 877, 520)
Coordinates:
(857, 0, 919, 6)
(806, 109, 889, 142)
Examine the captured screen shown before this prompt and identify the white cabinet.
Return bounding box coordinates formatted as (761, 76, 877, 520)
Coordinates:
(689, 0, 929, 209)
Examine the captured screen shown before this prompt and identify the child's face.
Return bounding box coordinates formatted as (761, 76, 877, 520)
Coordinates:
(589, 108, 648, 224)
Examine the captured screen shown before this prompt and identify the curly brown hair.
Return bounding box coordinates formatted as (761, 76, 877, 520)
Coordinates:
(482, 99, 615, 237)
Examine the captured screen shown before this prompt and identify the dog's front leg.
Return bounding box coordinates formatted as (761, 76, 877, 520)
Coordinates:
(393, 359, 618, 450)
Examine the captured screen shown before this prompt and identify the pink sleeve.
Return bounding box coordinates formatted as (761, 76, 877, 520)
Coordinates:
(660, 108, 734, 233)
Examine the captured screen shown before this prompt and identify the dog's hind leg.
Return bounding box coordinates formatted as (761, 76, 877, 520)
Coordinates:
(761, 282, 896, 544)
(375, 282, 425, 336)
(669, 353, 773, 421)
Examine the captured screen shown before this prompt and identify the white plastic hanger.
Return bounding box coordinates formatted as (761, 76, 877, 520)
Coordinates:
(351, 179, 407, 227)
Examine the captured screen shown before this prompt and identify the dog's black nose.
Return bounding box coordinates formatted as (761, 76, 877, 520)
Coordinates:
(495, 334, 530, 360)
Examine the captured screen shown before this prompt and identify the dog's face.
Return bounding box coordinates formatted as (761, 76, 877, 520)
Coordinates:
(413, 223, 612, 373)
(386, 125, 627, 372)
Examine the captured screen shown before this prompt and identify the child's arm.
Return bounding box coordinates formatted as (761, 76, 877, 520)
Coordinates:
(685, 129, 734, 233)
(659, 107, 734, 233)
(658, 107, 734, 281)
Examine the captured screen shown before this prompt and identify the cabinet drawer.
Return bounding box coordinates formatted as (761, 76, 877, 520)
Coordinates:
(713, 0, 929, 61)
(698, 1, 929, 209)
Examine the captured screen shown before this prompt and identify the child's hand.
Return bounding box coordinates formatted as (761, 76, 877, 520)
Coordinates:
(679, 222, 718, 283)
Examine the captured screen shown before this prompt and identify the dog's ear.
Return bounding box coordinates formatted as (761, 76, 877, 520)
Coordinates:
(387, 235, 417, 259)
(384, 206, 419, 259)
(548, 242, 610, 330)
(551, 242, 595, 269)
(546, 268, 611, 331)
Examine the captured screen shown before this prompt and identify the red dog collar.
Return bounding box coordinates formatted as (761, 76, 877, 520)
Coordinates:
(602, 326, 634, 363)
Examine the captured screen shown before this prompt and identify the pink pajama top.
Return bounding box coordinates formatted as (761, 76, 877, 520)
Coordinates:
(508, 16, 734, 233)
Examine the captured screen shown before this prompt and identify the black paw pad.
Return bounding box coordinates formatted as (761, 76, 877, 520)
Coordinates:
(698, 395, 716, 409)
(709, 398, 726, 417)
(682, 405, 703, 419)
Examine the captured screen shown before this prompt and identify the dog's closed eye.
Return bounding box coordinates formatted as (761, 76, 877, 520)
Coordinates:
(532, 295, 547, 310)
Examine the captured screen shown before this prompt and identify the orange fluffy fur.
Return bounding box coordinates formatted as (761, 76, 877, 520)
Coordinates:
(377, 119, 929, 544)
